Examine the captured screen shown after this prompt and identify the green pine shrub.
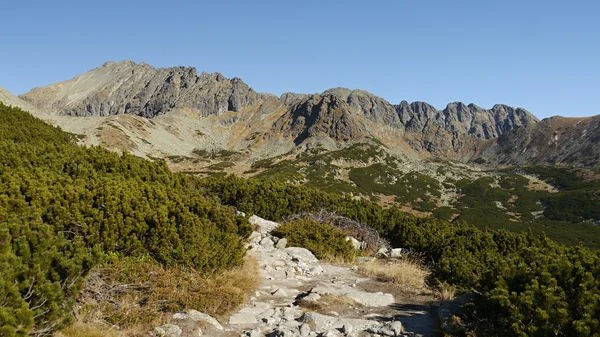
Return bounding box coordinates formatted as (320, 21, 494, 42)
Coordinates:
(0, 103, 250, 335)
(200, 175, 600, 337)
(273, 219, 356, 262)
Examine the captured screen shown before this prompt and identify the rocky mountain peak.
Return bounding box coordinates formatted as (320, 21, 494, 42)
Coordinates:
(20, 62, 261, 118)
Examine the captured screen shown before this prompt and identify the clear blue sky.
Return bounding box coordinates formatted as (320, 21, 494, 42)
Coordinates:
(1, 0, 598, 119)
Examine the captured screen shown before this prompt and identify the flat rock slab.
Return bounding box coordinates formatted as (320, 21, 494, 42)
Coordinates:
(312, 284, 395, 307)
(228, 312, 258, 325)
(284, 247, 318, 263)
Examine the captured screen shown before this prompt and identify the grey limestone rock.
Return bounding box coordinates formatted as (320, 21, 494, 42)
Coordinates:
(276, 238, 288, 249)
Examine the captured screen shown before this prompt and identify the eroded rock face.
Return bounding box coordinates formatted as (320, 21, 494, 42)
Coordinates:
(478, 115, 600, 167)
(24, 61, 600, 167)
(396, 101, 538, 140)
(20, 61, 266, 118)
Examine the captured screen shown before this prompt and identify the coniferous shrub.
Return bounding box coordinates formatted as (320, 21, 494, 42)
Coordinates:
(273, 219, 356, 261)
(0, 103, 250, 334)
(200, 175, 600, 337)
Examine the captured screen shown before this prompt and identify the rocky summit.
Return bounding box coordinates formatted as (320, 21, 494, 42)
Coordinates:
(20, 61, 270, 118)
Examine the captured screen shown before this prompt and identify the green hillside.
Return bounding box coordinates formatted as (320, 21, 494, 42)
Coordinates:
(242, 144, 600, 249)
(0, 103, 250, 336)
(1, 102, 599, 337)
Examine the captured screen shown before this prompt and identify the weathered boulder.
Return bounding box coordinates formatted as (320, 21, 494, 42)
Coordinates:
(249, 215, 280, 233)
(276, 238, 288, 249)
(285, 247, 318, 263)
(260, 236, 275, 248)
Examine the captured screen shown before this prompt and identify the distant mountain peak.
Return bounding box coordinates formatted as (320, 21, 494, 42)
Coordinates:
(10, 60, 559, 164)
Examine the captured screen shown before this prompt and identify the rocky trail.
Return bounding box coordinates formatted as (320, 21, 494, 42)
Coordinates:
(155, 215, 440, 337)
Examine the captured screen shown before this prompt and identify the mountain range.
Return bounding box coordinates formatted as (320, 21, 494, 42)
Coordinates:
(3, 60, 596, 169)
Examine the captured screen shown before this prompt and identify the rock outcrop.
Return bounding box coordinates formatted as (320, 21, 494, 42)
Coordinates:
(477, 115, 600, 167)
(20, 61, 269, 118)
(397, 101, 537, 140)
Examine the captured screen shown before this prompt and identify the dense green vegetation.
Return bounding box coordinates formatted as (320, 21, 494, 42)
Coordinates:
(2, 102, 600, 336)
(0, 104, 250, 336)
(248, 144, 600, 248)
(273, 219, 356, 261)
(201, 176, 600, 337)
(521, 166, 600, 223)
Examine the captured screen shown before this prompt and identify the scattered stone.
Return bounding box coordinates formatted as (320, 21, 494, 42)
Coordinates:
(272, 269, 287, 280)
(390, 248, 405, 258)
(299, 323, 311, 336)
(248, 231, 262, 243)
(276, 238, 288, 249)
(215, 215, 429, 336)
(300, 312, 381, 332)
(248, 328, 262, 337)
(260, 236, 275, 248)
(302, 292, 321, 303)
(323, 329, 343, 336)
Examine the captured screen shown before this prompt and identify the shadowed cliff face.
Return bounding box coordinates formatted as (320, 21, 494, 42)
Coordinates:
(272, 94, 367, 145)
(396, 101, 538, 139)
(12, 60, 600, 168)
(479, 115, 600, 167)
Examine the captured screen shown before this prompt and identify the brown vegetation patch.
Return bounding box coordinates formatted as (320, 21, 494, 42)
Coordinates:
(299, 294, 363, 316)
(98, 124, 136, 152)
(358, 256, 430, 293)
(398, 204, 432, 218)
(74, 256, 259, 335)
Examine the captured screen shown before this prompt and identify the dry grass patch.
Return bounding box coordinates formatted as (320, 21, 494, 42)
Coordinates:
(54, 322, 126, 337)
(358, 256, 430, 292)
(74, 255, 259, 335)
(299, 294, 363, 315)
(435, 282, 456, 301)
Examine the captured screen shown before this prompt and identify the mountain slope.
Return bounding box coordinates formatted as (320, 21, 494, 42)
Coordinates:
(20, 61, 273, 117)
(17, 61, 541, 161)
(0, 86, 43, 115)
(479, 115, 600, 167)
